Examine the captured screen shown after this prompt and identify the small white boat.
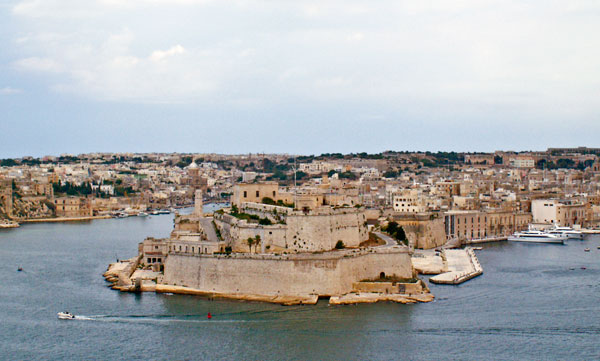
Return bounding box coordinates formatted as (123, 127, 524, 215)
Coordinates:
(57, 312, 75, 320)
(508, 230, 566, 244)
(138, 212, 149, 217)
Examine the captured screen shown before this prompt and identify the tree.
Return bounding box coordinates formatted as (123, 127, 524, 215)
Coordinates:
(254, 235, 261, 253)
(246, 237, 254, 253)
(556, 158, 575, 169)
(1, 159, 18, 167)
(259, 217, 272, 225)
(296, 171, 308, 180)
(335, 240, 345, 249)
(383, 170, 398, 178)
(338, 171, 357, 180)
(385, 221, 407, 245)
(261, 197, 276, 205)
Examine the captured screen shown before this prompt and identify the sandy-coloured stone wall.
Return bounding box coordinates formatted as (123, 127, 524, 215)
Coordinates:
(285, 211, 368, 251)
(162, 247, 413, 298)
(215, 208, 369, 252)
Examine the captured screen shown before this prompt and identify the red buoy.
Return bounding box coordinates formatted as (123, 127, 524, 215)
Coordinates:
(207, 312, 212, 319)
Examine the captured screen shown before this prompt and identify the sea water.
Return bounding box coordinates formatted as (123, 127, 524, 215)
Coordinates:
(1, 213, 599, 360)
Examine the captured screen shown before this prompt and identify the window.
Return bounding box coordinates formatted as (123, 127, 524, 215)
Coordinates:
(157, 258, 161, 263)
(273, 191, 276, 197)
(147, 258, 151, 263)
(243, 191, 247, 197)
(256, 191, 260, 197)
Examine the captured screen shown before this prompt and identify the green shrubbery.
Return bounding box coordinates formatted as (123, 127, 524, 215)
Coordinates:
(384, 221, 408, 245)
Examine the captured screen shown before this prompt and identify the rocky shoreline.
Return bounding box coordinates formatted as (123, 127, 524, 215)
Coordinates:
(0, 220, 19, 228)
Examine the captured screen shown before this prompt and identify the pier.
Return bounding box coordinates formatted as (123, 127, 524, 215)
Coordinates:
(465, 236, 507, 244)
(429, 247, 483, 285)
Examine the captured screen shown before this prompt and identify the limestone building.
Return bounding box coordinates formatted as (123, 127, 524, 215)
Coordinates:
(53, 196, 92, 217)
(531, 199, 586, 226)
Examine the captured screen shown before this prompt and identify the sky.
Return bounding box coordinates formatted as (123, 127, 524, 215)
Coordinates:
(1, 0, 599, 158)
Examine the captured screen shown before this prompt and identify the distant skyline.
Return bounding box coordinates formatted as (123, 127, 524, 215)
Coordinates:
(1, 1, 599, 158)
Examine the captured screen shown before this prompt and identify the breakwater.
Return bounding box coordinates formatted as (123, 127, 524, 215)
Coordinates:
(430, 247, 483, 285)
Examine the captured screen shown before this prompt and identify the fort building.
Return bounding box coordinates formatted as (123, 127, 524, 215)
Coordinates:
(109, 183, 430, 305)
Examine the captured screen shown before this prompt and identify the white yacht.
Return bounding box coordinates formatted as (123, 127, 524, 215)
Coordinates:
(508, 230, 566, 244)
(546, 225, 584, 240)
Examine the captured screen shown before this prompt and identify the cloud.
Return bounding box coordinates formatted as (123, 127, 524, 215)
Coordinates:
(346, 32, 364, 42)
(150, 45, 185, 62)
(13, 0, 214, 17)
(6, 0, 600, 116)
(14, 57, 63, 73)
(0, 87, 23, 95)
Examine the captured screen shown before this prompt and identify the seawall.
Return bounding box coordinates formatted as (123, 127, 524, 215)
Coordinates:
(21, 215, 112, 223)
(162, 247, 414, 299)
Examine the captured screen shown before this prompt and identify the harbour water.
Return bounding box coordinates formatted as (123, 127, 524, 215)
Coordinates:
(1, 213, 599, 360)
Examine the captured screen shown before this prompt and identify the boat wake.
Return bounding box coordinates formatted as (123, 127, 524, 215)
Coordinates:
(70, 314, 263, 324)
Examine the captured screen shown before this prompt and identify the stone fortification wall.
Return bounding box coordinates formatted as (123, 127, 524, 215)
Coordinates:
(405, 217, 446, 249)
(241, 202, 292, 216)
(284, 210, 368, 251)
(173, 215, 201, 233)
(395, 214, 446, 250)
(162, 247, 413, 298)
(215, 213, 287, 252)
(215, 209, 369, 252)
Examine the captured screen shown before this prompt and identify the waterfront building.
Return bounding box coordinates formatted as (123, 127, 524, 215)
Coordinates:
(53, 196, 92, 217)
(531, 199, 586, 227)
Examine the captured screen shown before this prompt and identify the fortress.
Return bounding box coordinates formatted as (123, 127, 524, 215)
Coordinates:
(105, 184, 433, 305)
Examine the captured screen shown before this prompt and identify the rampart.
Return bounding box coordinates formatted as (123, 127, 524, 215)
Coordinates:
(214, 206, 369, 252)
(162, 247, 413, 298)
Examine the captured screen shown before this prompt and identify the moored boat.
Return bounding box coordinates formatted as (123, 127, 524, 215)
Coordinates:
(546, 225, 584, 240)
(508, 230, 566, 244)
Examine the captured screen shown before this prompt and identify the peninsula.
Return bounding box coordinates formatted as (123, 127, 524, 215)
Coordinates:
(105, 183, 434, 305)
